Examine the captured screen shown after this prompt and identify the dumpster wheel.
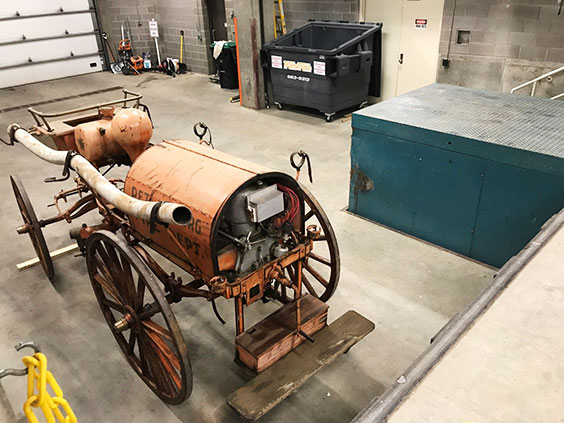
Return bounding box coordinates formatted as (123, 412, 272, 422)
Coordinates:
(275, 102, 283, 111)
(325, 113, 335, 123)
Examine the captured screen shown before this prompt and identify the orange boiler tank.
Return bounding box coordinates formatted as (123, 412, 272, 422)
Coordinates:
(73, 108, 152, 166)
(124, 139, 303, 281)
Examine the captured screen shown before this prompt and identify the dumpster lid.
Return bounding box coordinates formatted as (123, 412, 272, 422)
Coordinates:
(262, 20, 382, 55)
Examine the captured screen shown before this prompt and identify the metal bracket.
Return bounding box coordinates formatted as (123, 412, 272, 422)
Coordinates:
(2, 123, 21, 146)
(44, 151, 77, 183)
(0, 341, 41, 379)
(149, 201, 167, 234)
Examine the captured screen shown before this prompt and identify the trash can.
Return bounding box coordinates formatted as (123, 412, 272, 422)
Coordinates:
(262, 21, 382, 122)
(211, 41, 239, 90)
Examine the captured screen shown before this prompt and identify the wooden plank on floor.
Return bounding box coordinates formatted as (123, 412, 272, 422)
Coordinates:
(227, 310, 375, 421)
(16, 244, 79, 271)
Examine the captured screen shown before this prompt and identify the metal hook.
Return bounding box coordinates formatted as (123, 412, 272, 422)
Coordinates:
(15, 341, 41, 354)
(0, 341, 41, 379)
(290, 150, 313, 183)
(193, 122, 214, 149)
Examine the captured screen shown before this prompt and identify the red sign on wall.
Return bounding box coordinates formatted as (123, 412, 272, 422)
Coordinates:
(415, 18, 428, 28)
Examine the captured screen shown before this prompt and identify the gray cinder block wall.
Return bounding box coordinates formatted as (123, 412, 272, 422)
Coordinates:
(95, 0, 157, 63)
(158, 0, 213, 74)
(96, 0, 213, 74)
(439, 0, 564, 96)
(96, 0, 360, 75)
(283, 0, 360, 31)
(225, 0, 235, 40)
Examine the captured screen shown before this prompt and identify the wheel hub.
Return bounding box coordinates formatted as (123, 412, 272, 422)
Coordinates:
(16, 224, 30, 235)
(113, 305, 137, 332)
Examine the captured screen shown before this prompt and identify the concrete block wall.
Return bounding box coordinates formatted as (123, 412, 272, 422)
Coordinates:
(438, 0, 564, 96)
(225, 0, 235, 40)
(158, 0, 213, 74)
(96, 0, 158, 61)
(283, 0, 360, 31)
(440, 0, 564, 63)
(95, 0, 213, 74)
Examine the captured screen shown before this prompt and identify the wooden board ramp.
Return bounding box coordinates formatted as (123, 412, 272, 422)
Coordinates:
(227, 310, 374, 420)
(16, 244, 79, 271)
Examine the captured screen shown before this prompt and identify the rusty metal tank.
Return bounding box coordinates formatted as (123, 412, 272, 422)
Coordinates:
(74, 108, 152, 166)
(124, 140, 303, 280)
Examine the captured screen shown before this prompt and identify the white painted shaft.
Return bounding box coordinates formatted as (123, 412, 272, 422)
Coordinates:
(155, 37, 161, 65)
(10, 126, 191, 226)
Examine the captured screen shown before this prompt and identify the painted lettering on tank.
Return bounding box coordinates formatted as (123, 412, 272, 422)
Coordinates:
(171, 230, 201, 257)
(129, 183, 203, 256)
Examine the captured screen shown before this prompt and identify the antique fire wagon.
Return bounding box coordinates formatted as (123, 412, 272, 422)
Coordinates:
(4, 91, 372, 417)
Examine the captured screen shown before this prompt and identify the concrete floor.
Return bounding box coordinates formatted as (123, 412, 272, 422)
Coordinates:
(388, 216, 564, 423)
(0, 72, 495, 423)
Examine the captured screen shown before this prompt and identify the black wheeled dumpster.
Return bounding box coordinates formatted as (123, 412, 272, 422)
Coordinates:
(262, 21, 382, 122)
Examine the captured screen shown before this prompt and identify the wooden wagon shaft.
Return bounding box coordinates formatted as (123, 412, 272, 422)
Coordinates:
(16, 244, 80, 271)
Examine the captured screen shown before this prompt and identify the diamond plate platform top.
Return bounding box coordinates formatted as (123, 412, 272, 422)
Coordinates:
(354, 83, 564, 159)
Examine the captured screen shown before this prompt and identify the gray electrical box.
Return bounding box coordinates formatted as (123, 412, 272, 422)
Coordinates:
(246, 185, 284, 223)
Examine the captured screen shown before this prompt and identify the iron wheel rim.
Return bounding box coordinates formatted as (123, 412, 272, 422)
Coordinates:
(275, 183, 340, 303)
(10, 175, 54, 280)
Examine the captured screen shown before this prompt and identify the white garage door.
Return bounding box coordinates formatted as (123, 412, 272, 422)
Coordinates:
(0, 0, 103, 89)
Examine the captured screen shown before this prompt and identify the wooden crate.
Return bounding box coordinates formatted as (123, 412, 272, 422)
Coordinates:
(235, 294, 329, 373)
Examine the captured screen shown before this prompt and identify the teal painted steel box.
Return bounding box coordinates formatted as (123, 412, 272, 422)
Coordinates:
(349, 84, 564, 268)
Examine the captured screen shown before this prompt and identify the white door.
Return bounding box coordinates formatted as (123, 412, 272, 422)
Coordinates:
(396, 0, 445, 96)
(0, 0, 103, 89)
(364, 0, 444, 99)
(365, 0, 404, 101)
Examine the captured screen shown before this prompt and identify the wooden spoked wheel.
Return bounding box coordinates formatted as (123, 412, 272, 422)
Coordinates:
(86, 231, 192, 404)
(10, 175, 54, 280)
(277, 184, 340, 303)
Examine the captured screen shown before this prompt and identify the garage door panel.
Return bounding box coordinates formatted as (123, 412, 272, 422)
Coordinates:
(0, 0, 90, 18)
(0, 35, 99, 67)
(0, 1, 102, 88)
(0, 14, 95, 43)
(0, 56, 101, 89)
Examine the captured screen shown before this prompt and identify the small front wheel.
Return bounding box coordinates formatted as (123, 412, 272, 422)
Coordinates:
(11, 175, 54, 280)
(325, 114, 334, 123)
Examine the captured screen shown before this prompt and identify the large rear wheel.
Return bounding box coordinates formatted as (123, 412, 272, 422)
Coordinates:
(275, 184, 340, 303)
(86, 230, 192, 404)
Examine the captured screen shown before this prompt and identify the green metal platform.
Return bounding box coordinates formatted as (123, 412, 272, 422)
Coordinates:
(349, 84, 564, 267)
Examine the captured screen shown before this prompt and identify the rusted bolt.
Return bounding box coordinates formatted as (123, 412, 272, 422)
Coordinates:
(16, 225, 29, 235)
(306, 225, 321, 239)
(269, 264, 293, 288)
(209, 276, 228, 294)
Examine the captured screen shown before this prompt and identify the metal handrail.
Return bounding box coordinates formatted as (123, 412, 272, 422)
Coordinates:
(510, 64, 564, 97)
(28, 90, 143, 132)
